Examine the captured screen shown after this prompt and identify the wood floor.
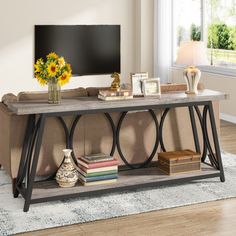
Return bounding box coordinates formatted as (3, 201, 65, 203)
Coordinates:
(18, 120, 236, 236)
(220, 120, 236, 154)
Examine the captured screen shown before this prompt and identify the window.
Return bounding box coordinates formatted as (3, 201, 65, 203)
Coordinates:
(173, 0, 202, 62)
(173, 0, 236, 73)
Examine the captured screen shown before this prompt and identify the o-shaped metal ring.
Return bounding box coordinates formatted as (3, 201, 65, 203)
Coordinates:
(116, 109, 159, 169)
(159, 108, 170, 152)
(194, 105, 219, 168)
(194, 106, 207, 161)
(69, 113, 116, 164)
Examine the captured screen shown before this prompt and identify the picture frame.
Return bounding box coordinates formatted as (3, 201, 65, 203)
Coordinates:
(142, 78, 161, 98)
(130, 72, 148, 96)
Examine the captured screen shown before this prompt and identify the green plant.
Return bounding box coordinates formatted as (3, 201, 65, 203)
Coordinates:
(217, 24, 230, 49)
(208, 24, 219, 48)
(190, 24, 201, 41)
(228, 26, 236, 50)
(207, 23, 236, 50)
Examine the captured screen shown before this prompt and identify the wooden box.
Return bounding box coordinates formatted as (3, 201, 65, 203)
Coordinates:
(158, 150, 201, 175)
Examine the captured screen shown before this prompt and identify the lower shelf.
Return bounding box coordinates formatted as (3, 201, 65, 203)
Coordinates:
(31, 163, 220, 204)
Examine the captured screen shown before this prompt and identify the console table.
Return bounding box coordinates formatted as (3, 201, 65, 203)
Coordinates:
(7, 89, 227, 212)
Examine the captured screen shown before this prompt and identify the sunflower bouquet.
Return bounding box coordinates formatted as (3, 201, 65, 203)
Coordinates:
(34, 52, 72, 86)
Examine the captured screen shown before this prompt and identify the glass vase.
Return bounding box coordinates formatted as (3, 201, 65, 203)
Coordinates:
(48, 80, 61, 104)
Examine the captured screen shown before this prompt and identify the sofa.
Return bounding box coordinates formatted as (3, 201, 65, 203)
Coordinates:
(0, 84, 220, 189)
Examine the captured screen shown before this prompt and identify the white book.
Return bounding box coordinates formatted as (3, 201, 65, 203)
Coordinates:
(98, 94, 133, 101)
(78, 165, 118, 174)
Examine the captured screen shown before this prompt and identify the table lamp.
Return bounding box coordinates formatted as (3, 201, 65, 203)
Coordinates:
(176, 41, 209, 94)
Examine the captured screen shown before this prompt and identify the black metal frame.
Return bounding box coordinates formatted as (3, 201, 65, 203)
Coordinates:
(13, 100, 225, 212)
(116, 109, 159, 169)
(69, 113, 116, 164)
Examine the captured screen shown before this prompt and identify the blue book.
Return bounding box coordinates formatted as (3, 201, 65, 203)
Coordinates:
(78, 173, 118, 183)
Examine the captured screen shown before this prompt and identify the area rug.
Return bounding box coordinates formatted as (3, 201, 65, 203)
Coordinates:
(1, 151, 236, 235)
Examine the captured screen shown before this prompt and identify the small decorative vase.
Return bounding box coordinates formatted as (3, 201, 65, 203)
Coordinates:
(56, 149, 79, 188)
(48, 80, 61, 104)
(183, 66, 201, 95)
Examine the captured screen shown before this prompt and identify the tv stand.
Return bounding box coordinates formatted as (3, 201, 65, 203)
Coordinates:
(7, 89, 227, 212)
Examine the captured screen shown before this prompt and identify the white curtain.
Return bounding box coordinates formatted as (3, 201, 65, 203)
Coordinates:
(153, 0, 172, 83)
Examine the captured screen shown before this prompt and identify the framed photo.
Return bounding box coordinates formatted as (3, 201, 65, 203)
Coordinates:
(131, 72, 148, 96)
(142, 78, 161, 98)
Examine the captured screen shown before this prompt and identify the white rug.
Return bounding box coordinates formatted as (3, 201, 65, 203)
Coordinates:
(1, 151, 236, 235)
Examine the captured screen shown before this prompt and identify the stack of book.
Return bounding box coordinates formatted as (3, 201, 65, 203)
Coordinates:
(98, 89, 133, 101)
(77, 153, 119, 186)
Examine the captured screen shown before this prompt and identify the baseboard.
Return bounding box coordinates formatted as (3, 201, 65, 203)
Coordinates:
(220, 113, 236, 124)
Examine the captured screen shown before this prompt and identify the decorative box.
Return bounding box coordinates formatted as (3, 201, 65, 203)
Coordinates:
(158, 150, 201, 175)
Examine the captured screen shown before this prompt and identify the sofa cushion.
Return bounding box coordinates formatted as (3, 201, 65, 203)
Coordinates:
(86, 83, 205, 96)
(17, 87, 88, 101)
(86, 87, 110, 97)
(161, 83, 205, 93)
(2, 93, 17, 105)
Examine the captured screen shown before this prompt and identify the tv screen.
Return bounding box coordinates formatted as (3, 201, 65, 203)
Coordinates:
(35, 25, 120, 76)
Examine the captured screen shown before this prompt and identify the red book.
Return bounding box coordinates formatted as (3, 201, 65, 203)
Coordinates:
(77, 158, 119, 169)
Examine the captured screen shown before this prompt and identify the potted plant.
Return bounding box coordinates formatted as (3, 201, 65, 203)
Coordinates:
(34, 52, 72, 104)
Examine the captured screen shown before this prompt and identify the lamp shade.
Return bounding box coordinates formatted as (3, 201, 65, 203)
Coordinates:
(176, 41, 209, 66)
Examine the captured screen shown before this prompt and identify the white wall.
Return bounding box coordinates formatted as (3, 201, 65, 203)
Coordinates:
(135, 0, 154, 75)
(0, 0, 150, 97)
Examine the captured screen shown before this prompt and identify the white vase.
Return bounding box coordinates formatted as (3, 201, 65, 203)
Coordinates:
(183, 66, 201, 95)
(56, 149, 79, 188)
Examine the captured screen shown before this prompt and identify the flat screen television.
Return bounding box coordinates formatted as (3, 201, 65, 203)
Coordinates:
(35, 25, 120, 76)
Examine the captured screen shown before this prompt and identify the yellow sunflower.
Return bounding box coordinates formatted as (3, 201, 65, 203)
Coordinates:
(59, 71, 71, 86)
(58, 57, 65, 68)
(36, 75, 47, 86)
(47, 52, 59, 60)
(36, 58, 44, 65)
(66, 63, 72, 73)
(47, 62, 58, 77)
(34, 64, 41, 73)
